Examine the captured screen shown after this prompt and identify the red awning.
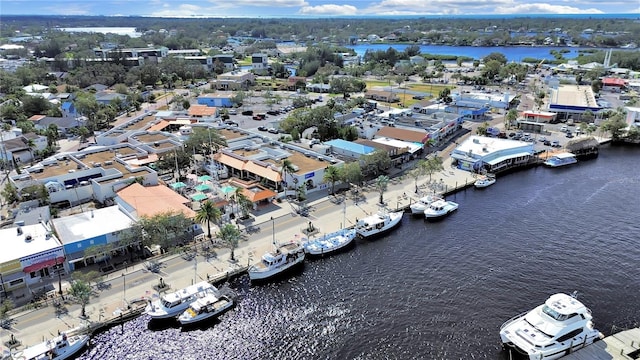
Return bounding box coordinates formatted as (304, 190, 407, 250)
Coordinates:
(23, 256, 65, 273)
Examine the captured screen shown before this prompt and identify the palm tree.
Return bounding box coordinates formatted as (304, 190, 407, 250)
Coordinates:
(195, 200, 221, 239)
(323, 165, 341, 195)
(375, 175, 389, 205)
(410, 159, 427, 193)
(68, 280, 92, 318)
(279, 159, 295, 192)
(234, 190, 252, 219)
(218, 224, 241, 261)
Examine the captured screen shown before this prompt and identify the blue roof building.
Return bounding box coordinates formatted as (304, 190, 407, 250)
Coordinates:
(325, 139, 376, 159)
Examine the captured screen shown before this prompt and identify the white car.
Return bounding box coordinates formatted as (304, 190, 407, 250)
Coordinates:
(228, 109, 237, 115)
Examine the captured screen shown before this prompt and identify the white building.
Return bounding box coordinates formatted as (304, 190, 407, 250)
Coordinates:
(451, 135, 534, 173)
(0, 222, 65, 300)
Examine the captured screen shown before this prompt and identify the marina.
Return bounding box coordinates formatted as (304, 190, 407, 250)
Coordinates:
(71, 145, 638, 359)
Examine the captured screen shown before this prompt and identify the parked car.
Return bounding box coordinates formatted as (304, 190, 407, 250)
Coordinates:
(224, 120, 239, 127)
(543, 140, 551, 146)
(538, 136, 547, 143)
(228, 109, 237, 115)
(560, 125, 568, 132)
(565, 132, 574, 138)
(412, 95, 425, 100)
(241, 110, 254, 116)
(551, 140, 560, 147)
(266, 110, 280, 116)
(258, 126, 268, 131)
(268, 128, 279, 134)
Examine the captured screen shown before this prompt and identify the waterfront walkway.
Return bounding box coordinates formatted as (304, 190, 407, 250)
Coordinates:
(564, 327, 640, 360)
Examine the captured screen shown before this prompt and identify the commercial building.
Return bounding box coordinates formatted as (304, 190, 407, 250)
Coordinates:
(547, 84, 602, 121)
(0, 222, 65, 301)
(451, 135, 534, 173)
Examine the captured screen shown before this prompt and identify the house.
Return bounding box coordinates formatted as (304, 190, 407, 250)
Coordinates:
(325, 139, 376, 159)
(365, 90, 400, 103)
(60, 100, 76, 118)
(94, 91, 128, 106)
(32, 116, 83, 135)
(84, 84, 109, 92)
(115, 183, 196, 220)
(1, 134, 46, 163)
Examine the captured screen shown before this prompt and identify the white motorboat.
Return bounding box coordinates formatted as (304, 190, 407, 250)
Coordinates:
(500, 292, 603, 360)
(543, 152, 577, 168)
(304, 201, 356, 256)
(355, 208, 403, 239)
(11, 330, 89, 360)
(409, 194, 441, 216)
(145, 281, 218, 320)
(303, 228, 357, 256)
(178, 293, 234, 326)
(474, 175, 496, 188)
(248, 241, 305, 281)
(423, 199, 458, 220)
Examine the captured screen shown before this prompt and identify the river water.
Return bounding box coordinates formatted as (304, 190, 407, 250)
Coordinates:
(78, 145, 640, 360)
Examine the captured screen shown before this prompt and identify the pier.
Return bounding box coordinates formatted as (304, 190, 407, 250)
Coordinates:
(564, 327, 640, 360)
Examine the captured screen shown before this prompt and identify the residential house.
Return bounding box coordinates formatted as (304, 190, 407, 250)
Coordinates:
(251, 53, 269, 74)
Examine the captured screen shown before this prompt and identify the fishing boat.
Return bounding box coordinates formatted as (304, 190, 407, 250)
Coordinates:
(303, 201, 356, 256)
(248, 219, 305, 281)
(355, 208, 403, 239)
(409, 194, 441, 216)
(145, 281, 218, 320)
(10, 329, 89, 360)
(474, 175, 496, 188)
(500, 292, 603, 360)
(177, 293, 234, 326)
(423, 199, 459, 220)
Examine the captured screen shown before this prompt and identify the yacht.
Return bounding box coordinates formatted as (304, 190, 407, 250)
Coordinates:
(145, 281, 218, 320)
(355, 209, 403, 239)
(543, 153, 577, 168)
(10, 330, 89, 360)
(177, 293, 234, 326)
(409, 194, 441, 216)
(248, 241, 305, 281)
(423, 199, 459, 220)
(474, 175, 496, 188)
(303, 228, 357, 256)
(500, 292, 603, 360)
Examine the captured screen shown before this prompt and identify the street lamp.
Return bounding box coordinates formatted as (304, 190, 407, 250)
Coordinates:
(55, 257, 63, 296)
(121, 273, 126, 309)
(0, 272, 5, 301)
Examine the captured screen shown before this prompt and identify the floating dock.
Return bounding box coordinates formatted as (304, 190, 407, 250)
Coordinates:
(564, 327, 640, 360)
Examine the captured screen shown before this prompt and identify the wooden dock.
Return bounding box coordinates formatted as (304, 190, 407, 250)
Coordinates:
(564, 327, 640, 360)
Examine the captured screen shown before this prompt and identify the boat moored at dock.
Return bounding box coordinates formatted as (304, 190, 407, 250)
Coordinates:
(500, 292, 603, 360)
(10, 329, 89, 360)
(355, 208, 403, 239)
(303, 228, 356, 256)
(145, 281, 219, 320)
(423, 199, 459, 220)
(409, 194, 442, 216)
(543, 153, 577, 168)
(248, 241, 305, 281)
(474, 175, 496, 188)
(177, 293, 234, 326)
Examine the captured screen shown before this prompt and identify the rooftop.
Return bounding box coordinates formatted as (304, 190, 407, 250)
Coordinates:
(117, 183, 195, 219)
(0, 223, 62, 265)
(51, 206, 134, 245)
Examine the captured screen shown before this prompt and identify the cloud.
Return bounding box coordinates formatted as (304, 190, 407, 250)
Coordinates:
(149, 4, 206, 17)
(299, 4, 358, 15)
(495, 3, 604, 14)
(209, 0, 308, 7)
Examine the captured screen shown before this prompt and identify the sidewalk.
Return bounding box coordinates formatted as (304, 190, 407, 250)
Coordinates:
(2, 152, 479, 352)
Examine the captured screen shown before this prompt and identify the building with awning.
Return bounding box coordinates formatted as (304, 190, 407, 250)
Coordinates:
(521, 110, 557, 123)
(51, 205, 136, 270)
(0, 222, 65, 298)
(451, 135, 534, 173)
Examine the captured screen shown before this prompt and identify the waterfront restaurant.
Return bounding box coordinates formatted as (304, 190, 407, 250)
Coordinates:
(450, 136, 534, 173)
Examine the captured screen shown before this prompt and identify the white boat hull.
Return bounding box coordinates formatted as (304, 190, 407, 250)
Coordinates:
(474, 178, 495, 188)
(13, 333, 90, 360)
(424, 200, 459, 220)
(303, 229, 356, 256)
(178, 296, 234, 326)
(356, 211, 403, 239)
(249, 253, 305, 280)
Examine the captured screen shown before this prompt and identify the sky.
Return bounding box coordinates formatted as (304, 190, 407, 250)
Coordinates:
(1, 0, 638, 17)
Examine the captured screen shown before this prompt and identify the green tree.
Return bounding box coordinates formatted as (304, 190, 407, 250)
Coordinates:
(68, 280, 92, 318)
(218, 224, 241, 261)
(195, 200, 221, 239)
(476, 121, 490, 135)
(279, 159, 296, 191)
(0, 299, 14, 327)
(505, 109, 518, 130)
(1, 182, 19, 205)
(184, 128, 227, 157)
(323, 165, 341, 195)
(340, 161, 363, 187)
(409, 159, 427, 193)
(375, 175, 389, 205)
